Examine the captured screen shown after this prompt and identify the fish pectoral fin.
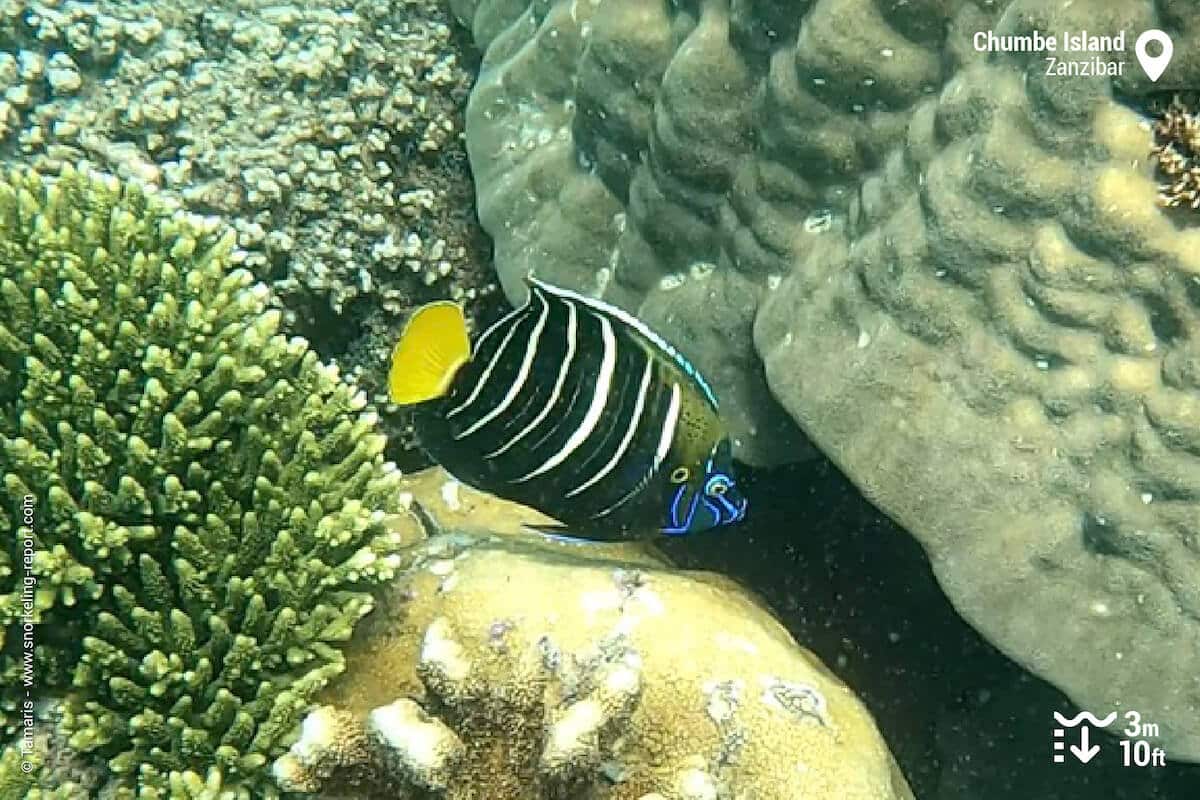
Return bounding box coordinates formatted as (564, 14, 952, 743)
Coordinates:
(389, 301, 471, 405)
(523, 522, 625, 545)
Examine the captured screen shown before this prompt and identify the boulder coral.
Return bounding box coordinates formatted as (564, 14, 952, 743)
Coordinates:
(450, 0, 1200, 760)
(0, 165, 406, 797)
(274, 476, 913, 800)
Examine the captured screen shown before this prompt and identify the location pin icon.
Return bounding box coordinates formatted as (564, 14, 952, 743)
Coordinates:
(1135, 29, 1173, 82)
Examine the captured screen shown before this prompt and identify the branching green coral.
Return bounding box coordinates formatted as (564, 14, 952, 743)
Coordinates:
(0, 720, 96, 800)
(0, 165, 406, 798)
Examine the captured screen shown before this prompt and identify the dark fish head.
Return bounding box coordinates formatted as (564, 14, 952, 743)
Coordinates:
(661, 438, 747, 536)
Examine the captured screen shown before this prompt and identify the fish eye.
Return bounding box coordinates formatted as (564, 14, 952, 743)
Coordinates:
(670, 466, 690, 484)
(705, 474, 731, 496)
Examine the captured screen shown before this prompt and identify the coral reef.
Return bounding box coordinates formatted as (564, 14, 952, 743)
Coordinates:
(0, 698, 106, 799)
(0, 0, 494, 417)
(0, 165, 407, 796)
(451, 0, 1200, 761)
(1153, 94, 1200, 209)
(272, 473, 913, 799)
(451, 0, 966, 466)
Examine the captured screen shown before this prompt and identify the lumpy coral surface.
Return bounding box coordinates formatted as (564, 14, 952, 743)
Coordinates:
(275, 475, 913, 799)
(452, 0, 1200, 761)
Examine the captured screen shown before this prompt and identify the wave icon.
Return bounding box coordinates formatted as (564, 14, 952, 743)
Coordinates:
(1053, 711, 1117, 728)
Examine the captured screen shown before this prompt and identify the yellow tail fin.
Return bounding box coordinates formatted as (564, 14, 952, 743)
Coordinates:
(388, 301, 471, 405)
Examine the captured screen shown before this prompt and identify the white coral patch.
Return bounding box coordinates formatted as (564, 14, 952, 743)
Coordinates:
(613, 614, 643, 636)
(271, 755, 305, 790)
(440, 479, 461, 510)
(547, 698, 605, 755)
(580, 587, 621, 614)
(420, 617, 470, 682)
(703, 679, 743, 724)
(368, 699, 463, 790)
(290, 706, 338, 762)
(603, 664, 641, 699)
(428, 558, 455, 576)
(369, 700, 441, 769)
(677, 768, 718, 800)
(629, 586, 664, 615)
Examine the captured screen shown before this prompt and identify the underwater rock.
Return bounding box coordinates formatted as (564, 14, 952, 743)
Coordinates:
(274, 474, 913, 799)
(453, 0, 1200, 760)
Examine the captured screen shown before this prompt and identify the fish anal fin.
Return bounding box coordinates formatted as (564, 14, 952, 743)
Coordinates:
(389, 301, 470, 405)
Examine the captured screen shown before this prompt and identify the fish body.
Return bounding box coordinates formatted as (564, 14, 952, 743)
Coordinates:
(388, 277, 747, 541)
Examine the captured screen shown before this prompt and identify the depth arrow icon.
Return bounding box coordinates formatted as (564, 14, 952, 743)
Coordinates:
(1070, 726, 1100, 763)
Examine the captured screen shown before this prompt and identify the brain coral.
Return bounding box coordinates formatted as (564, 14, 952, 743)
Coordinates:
(452, 0, 1200, 761)
(0, 165, 406, 796)
(272, 478, 913, 800)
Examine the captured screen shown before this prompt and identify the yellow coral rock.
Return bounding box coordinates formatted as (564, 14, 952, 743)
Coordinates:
(275, 476, 912, 799)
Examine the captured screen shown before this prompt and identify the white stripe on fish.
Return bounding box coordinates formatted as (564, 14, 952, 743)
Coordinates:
(516, 311, 617, 482)
(454, 291, 549, 439)
(592, 380, 680, 518)
(485, 293, 577, 458)
(529, 277, 718, 409)
(447, 304, 525, 419)
(565, 354, 653, 498)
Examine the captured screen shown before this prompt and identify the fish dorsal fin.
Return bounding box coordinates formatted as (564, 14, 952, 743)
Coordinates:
(526, 275, 720, 410)
(388, 301, 471, 405)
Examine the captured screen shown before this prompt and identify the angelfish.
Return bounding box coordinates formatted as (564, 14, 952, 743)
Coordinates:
(387, 277, 748, 541)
